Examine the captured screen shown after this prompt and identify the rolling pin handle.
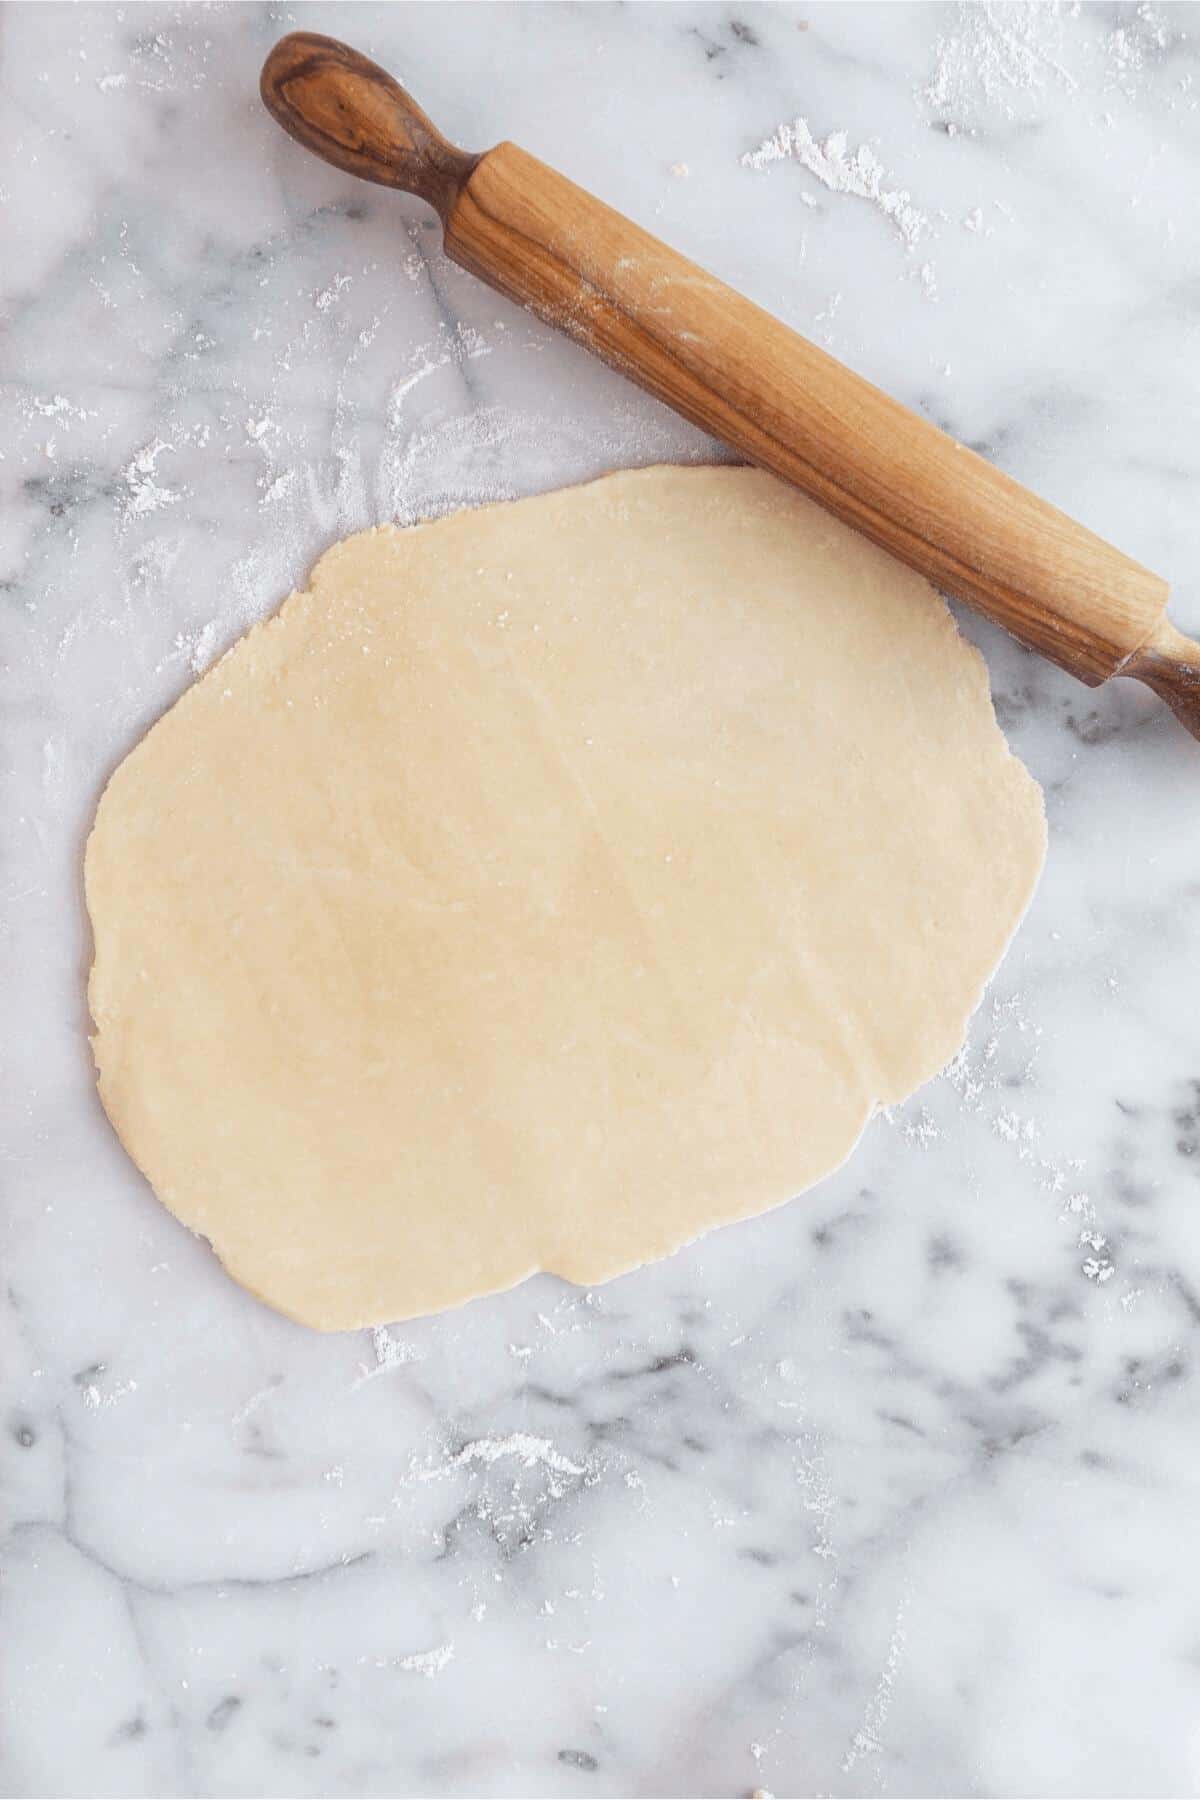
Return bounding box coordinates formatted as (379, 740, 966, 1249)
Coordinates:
(259, 32, 477, 217)
(1124, 616, 1200, 743)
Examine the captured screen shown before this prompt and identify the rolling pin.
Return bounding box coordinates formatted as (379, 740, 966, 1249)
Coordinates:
(260, 31, 1200, 742)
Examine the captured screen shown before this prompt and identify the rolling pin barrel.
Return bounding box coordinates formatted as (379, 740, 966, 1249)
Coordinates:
(260, 32, 1200, 741)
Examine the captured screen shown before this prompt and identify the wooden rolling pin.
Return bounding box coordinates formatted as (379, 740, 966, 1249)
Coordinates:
(260, 31, 1200, 741)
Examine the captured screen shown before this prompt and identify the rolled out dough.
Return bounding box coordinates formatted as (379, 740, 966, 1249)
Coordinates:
(86, 466, 1045, 1331)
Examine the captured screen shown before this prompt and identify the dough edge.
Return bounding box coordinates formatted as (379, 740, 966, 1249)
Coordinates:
(85, 464, 1047, 1331)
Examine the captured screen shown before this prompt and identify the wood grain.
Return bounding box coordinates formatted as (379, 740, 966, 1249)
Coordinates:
(448, 145, 1167, 686)
(1124, 616, 1200, 735)
(260, 32, 477, 213)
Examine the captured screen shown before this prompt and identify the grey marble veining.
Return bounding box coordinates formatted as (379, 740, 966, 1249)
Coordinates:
(5, 3, 1200, 1796)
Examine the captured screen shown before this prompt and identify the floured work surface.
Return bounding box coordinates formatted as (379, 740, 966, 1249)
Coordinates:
(85, 466, 1046, 1330)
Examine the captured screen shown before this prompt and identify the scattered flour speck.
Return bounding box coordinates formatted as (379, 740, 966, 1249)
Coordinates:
(393, 1644, 454, 1678)
(120, 438, 178, 521)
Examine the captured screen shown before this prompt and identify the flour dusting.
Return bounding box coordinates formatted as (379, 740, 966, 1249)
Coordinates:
(22, 393, 94, 426)
(120, 438, 178, 521)
(315, 272, 353, 313)
(81, 1374, 138, 1410)
(444, 1434, 586, 1477)
(352, 1324, 425, 1388)
(934, 993, 1131, 1297)
(924, 0, 1178, 118)
(842, 1584, 912, 1773)
(742, 118, 928, 249)
(394, 1644, 455, 1678)
(187, 620, 219, 675)
(925, 1, 1079, 116)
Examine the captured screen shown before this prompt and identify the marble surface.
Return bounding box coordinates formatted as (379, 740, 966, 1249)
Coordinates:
(5, 3, 1200, 1795)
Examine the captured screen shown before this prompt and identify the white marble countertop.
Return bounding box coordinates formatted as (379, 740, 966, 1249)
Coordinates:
(5, 4, 1200, 1796)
